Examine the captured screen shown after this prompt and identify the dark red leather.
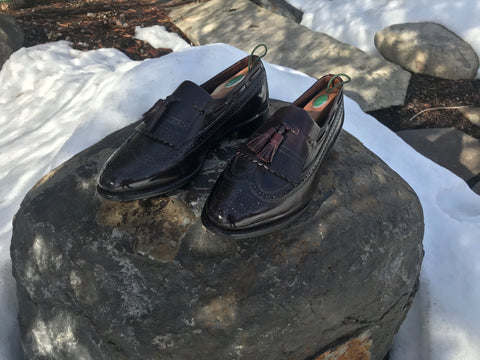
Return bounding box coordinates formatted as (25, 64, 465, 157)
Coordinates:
(202, 74, 345, 238)
(97, 55, 269, 201)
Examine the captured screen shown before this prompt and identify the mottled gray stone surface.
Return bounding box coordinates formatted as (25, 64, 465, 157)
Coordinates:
(0, 14, 24, 69)
(398, 127, 480, 195)
(459, 106, 480, 127)
(249, 0, 303, 23)
(375, 22, 479, 80)
(0, 0, 25, 11)
(11, 100, 424, 360)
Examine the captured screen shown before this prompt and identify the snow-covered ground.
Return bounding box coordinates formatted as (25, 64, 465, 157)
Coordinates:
(1, 10, 480, 360)
(288, 0, 480, 78)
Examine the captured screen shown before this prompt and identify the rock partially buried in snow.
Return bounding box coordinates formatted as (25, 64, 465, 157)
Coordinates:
(375, 22, 479, 80)
(0, 0, 24, 10)
(11, 100, 424, 360)
(0, 14, 24, 69)
(397, 127, 480, 194)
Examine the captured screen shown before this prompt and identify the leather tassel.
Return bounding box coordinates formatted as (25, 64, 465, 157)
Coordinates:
(247, 127, 276, 153)
(142, 98, 164, 119)
(143, 99, 167, 132)
(257, 132, 283, 163)
(142, 95, 177, 132)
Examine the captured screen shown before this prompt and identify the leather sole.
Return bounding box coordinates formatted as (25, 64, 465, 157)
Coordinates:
(96, 106, 269, 202)
(201, 198, 312, 239)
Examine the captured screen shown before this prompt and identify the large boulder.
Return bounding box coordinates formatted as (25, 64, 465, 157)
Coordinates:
(0, 14, 24, 69)
(375, 22, 479, 80)
(11, 100, 424, 360)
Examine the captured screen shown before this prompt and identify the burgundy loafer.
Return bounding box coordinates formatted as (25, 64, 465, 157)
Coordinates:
(202, 74, 350, 238)
(97, 50, 269, 201)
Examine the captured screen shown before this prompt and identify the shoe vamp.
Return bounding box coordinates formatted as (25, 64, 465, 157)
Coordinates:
(102, 133, 183, 188)
(207, 170, 277, 228)
(230, 153, 293, 200)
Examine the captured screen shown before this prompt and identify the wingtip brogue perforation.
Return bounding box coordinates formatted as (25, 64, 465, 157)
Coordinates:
(202, 74, 349, 238)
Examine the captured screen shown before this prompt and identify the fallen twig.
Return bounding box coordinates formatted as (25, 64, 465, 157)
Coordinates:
(409, 105, 475, 122)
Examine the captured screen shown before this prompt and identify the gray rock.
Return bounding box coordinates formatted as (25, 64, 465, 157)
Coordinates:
(375, 22, 479, 80)
(0, 0, 25, 11)
(397, 127, 480, 183)
(169, 0, 411, 112)
(11, 100, 424, 360)
(473, 181, 480, 195)
(249, 0, 303, 23)
(459, 106, 480, 127)
(0, 14, 24, 69)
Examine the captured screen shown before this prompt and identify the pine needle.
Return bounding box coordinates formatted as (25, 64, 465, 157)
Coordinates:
(409, 105, 475, 122)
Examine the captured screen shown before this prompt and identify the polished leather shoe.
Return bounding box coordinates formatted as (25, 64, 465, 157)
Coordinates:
(202, 74, 349, 238)
(97, 53, 269, 201)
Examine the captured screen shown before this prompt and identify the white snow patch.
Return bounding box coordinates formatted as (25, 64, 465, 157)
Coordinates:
(134, 25, 190, 52)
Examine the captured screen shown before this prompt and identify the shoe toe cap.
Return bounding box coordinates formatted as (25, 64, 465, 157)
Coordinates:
(97, 145, 145, 193)
(97, 167, 128, 192)
(204, 176, 266, 230)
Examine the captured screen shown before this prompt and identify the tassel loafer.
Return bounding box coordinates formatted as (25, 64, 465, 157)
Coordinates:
(202, 74, 350, 238)
(97, 48, 269, 201)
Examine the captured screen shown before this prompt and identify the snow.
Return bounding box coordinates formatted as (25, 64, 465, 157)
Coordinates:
(1, 13, 480, 360)
(287, 0, 480, 78)
(134, 25, 190, 52)
(345, 99, 480, 360)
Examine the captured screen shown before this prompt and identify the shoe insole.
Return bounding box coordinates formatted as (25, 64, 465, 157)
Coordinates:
(303, 84, 340, 125)
(211, 67, 249, 99)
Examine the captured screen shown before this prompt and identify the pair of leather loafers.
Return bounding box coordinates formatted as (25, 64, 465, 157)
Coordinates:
(97, 51, 349, 238)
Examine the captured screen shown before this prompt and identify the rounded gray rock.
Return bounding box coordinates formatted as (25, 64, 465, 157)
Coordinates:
(0, 0, 25, 11)
(0, 14, 24, 69)
(11, 100, 424, 360)
(375, 22, 479, 80)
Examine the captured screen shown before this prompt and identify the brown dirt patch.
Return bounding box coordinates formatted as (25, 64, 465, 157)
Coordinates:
(3, 0, 195, 60)
(369, 74, 480, 140)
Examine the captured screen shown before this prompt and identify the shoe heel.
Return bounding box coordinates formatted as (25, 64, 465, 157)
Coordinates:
(233, 107, 269, 138)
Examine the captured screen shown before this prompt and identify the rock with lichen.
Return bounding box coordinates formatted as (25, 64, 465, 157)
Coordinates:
(0, 14, 24, 69)
(11, 100, 424, 360)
